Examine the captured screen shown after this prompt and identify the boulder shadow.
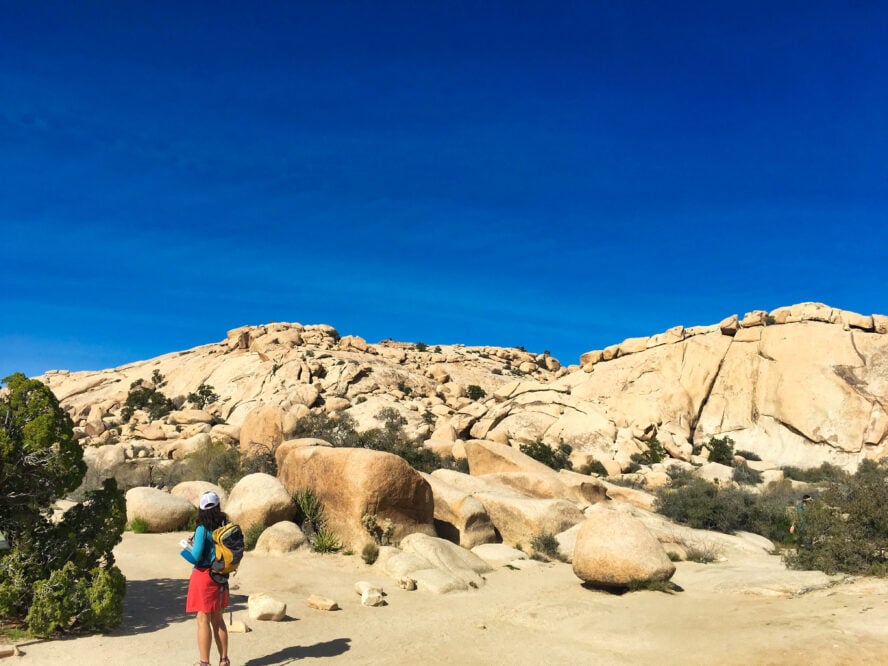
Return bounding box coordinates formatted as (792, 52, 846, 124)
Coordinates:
(243, 637, 351, 665)
(582, 581, 684, 595)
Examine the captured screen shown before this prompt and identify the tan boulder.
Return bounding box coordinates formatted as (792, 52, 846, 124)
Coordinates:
(420, 473, 497, 548)
(239, 404, 285, 456)
(168, 409, 215, 425)
(572, 505, 675, 587)
(324, 397, 351, 413)
(305, 595, 339, 611)
(125, 487, 195, 532)
(696, 462, 734, 484)
(464, 439, 558, 476)
(276, 446, 435, 551)
(170, 481, 228, 508)
(382, 534, 491, 593)
(466, 493, 584, 547)
(254, 520, 306, 553)
(288, 384, 319, 408)
(248, 593, 287, 620)
(226, 473, 295, 529)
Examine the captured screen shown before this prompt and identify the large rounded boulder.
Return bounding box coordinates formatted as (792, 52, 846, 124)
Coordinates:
(239, 404, 285, 456)
(226, 473, 295, 529)
(125, 486, 195, 532)
(276, 446, 435, 551)
(572, 505, 675, 587)
(171, 481, 228, 508)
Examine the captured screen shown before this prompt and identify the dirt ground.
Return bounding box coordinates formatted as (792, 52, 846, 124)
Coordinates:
(13, 532, 888, 665)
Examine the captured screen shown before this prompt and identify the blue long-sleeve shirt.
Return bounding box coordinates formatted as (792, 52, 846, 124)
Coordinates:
(180, 525, 213, 568)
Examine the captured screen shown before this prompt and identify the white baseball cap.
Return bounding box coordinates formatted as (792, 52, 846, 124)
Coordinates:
(199, 491, 220, 510)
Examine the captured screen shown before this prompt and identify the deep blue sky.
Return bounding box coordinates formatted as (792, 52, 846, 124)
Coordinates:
(2, 2, 886, 378)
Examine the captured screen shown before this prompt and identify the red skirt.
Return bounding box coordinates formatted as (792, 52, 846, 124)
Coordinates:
(186, 567, 229, 613)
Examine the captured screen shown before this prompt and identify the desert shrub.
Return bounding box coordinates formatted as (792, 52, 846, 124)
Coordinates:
(311, 527, 341, 553)
(655, 477, 792, 540)
(530, 533, 562, 561)
(239, 444, 277, 477)
(129, 517, 149, 534)
(243, 523, 265, 551)
(491, 368, 503, 375)
(288, 411, 362, 448)
(580, 460, 609, 476)
(414, 342, 428, 352)
(781, 462, 847, 484)
(665, 465, 696, 488)
(361, 543, 379, 565)
(707, 436, 735, 466)
(120, 375, 173, 422)
(608, 474, 647, 489)
(784, 460, 888, 575)
(466, 385, 487, 401)
(625, 579, 675, 593)
(186, 383, 219, 409)
(293, 489, 324, 530)
(736, 450, 761, 461)
(684, 543, 720, 564)
(176, 439, 241, 486)
(732, 461, 763, 485)
(519, 440, 573, 471)
(361, 513, 394, 546)
(637, 436, 666, 465)
(289, 411, 448, 474)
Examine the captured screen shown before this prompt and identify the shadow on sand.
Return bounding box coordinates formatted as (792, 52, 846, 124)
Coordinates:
(116, 578, 248, 635)
(243, 638, 351, 665)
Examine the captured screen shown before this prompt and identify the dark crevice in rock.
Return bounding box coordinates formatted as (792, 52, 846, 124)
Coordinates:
(766, 414, 818, 445)
(688, 339, 733, 445)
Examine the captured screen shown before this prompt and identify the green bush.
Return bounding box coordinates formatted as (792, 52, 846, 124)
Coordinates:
(781, 462, 848, 484)
(580, 460, 609, 476)
(294, 488, 324, 529)
(530, 533, 562, 561)
(736, 450, 761, 461)
(655, 477, 792, 540)
(120, 376, 174, 422)
(243, 523, 266, 551)
(289, 411, 454, 474)
(784, 460, 888, 575)
(361, 543, 379, 565)
(466, 385, 487, 401)
(311, 527, 341, 553)
(186, 383, 219, 409)
(707, 436, 735, 466)
(519, 441, 573, 471)
(414, 342, 428, 352)
(176, 439, 241, 487)
(129, 517, 149, 534)
(732, 461, 763, 485)
(0, 374, 126, 635)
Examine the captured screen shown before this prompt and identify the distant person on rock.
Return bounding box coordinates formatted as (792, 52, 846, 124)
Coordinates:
(180, 491, 230, 666)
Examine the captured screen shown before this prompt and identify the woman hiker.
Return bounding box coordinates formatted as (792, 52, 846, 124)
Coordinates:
(180, 491, 230, 666)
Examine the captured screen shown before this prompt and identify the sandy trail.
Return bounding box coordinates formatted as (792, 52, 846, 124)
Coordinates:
(14, 532, 888, 665)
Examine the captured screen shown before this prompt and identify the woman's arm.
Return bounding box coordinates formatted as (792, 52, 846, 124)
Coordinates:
(180, 525, 208, 565)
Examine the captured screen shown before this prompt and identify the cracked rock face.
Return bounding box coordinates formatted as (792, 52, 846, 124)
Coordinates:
(539, 302, 888, 469)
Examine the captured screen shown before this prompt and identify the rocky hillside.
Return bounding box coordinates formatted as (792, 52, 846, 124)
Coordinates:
(36, 302, 888, 477)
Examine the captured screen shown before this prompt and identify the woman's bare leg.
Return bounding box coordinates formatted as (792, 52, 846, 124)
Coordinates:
(210, 609, 229, 662)
(196, 611, 212, 663)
